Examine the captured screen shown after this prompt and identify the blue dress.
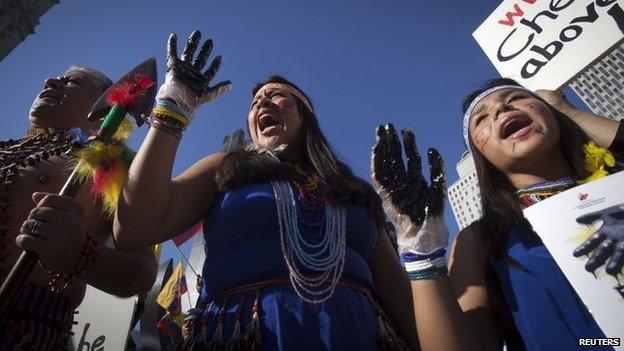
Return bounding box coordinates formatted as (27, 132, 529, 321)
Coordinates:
(492, 226, 613, 351)
(189, 183, 390, 350)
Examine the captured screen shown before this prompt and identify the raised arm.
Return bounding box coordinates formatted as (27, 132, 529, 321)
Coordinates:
(536, 89, 620, 148)
(371, 124, 486, 351)
(114, 31, 231, 248)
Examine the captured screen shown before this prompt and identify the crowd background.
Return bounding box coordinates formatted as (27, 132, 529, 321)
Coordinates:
(0, 0, 588, 264)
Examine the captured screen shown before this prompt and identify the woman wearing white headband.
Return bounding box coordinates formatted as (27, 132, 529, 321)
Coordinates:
(372, 78, 623, 351)
(114, 31, 418, 350)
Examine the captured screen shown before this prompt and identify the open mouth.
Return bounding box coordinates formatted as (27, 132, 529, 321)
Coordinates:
(500, 115, 532, 139)
(258, 114, 281, 133)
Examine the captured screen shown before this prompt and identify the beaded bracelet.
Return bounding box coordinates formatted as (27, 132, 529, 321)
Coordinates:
(407, 266, 448, 280)
(48, 233, 99, 292)
(151, 100, 191, 127)
(401, 248, 448, 281)
(151, 117, 184, 139)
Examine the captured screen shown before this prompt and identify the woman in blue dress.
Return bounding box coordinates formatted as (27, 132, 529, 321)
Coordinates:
(371, 78, 624, 350)
(114, 31, 419, 350)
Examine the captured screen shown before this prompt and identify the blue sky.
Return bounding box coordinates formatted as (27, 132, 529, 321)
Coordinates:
(0, 0, 587, 269)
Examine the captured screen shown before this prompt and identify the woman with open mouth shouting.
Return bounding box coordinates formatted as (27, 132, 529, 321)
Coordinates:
(114, 31, 419, 350)
(371, 78, 624, 351)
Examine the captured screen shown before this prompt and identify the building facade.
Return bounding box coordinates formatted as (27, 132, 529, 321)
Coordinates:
(0, 0, 59, 62)
(447, 151, 482, 230)
(570, 43, 624, 122)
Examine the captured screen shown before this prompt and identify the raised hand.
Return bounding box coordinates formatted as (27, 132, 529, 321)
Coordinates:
(371, 124, 448, 257)
(156, 30, 232, 121)
(573, 204, 624, 277)
(535, 89, 576, 115)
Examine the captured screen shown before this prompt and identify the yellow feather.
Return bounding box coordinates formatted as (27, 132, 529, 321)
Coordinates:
(66, 117, 137, 217)
(100, 161, 127, 217)
(112, 118, 134, 143)
(580, 141, 615, 184)
(72, 141, 128, 217)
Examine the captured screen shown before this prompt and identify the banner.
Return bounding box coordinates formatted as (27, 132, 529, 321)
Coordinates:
(156, 262, 184, 310)
(172, 222, 203, 247)
(69, 285, 137, 351)
(524, 171, 624, 348)
(473, 0, 624, 90)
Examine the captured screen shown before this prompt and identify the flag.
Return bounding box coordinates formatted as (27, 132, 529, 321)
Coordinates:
(168, 291, 181, 315)
(156, 262, 183, 311)
(171, 222, 203, 247)
(179, 275, 188, 296)
(156, 311, 184, 337)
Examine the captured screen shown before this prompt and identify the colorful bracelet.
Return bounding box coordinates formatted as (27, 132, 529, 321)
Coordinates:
(151, 99, 191, 127)
(151, 117, 184, 139)
(404, 256, 447, 272)
(406, 266, 448, 280)
(48, 233, 99, 292)
(402, 248, 446, 262)
(401, 248, 448, 281)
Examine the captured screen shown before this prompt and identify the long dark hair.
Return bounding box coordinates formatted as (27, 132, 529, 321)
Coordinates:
(463, 78, 592, 347)
(216, 75, 385, 226)
(463, 78, 590, 260)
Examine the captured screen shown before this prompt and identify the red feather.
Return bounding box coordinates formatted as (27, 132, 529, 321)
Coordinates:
(91, 159, 120, 196)
(106, 75, 155, 108)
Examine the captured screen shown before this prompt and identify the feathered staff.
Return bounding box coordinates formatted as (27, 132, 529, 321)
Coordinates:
(76, 72, 156, 216)
(0, 58, 158, 319)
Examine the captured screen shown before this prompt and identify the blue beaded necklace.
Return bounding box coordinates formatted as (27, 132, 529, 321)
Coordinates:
(516, 176, 577, 208)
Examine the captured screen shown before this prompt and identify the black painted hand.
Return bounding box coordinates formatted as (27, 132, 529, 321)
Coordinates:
(371, 124, 449, 254)
(156, 30, 231, 119)
(167, 30, 231, 98)
(372, 124, 445, 227)
(573, 204, 624, 276)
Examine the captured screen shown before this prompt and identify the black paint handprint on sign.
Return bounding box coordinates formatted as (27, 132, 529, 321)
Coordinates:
(573, 204, 624, 278)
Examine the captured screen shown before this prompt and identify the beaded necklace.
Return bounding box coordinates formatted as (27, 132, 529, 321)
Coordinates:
(516, 176, 577, 208)
(271, 166, 347, 304)
(515, 141, 618, 208)
(0, 129, 75, 280)
(291, 163, 324, 209)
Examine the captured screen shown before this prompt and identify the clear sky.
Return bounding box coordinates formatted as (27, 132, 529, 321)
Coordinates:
(0, 0, 587, 270)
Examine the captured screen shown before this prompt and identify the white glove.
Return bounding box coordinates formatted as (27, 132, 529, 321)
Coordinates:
(371, 124, 449, 279)
(155, 31, 231, 122)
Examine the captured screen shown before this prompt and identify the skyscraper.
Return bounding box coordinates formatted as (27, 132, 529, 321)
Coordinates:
(0, 0, 59, 62)
(569, 43, 624, 122)
(447, 151, 482, 230)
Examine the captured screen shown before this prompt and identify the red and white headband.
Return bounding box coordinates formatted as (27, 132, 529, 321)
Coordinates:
(255, 82, 314, 114)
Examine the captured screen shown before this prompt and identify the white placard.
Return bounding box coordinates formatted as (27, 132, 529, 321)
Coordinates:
(68, 285, 137, 351)
(473, 0, 624, 90)
(524, 171, 624, 348)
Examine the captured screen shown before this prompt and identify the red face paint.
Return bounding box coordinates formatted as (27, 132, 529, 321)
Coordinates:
(279, 99, 294, 110)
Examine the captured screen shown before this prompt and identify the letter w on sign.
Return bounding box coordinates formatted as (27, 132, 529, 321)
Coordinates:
(498, 0, 538, 26)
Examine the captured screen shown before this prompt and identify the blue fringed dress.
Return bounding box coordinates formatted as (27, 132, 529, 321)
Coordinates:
(187, 183, 393, 350)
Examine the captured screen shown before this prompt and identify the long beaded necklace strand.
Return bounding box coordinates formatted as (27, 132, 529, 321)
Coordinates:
(0, 130, 75, 280)
(271, 167, 347, 304)
(516, 176, 577, 208)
